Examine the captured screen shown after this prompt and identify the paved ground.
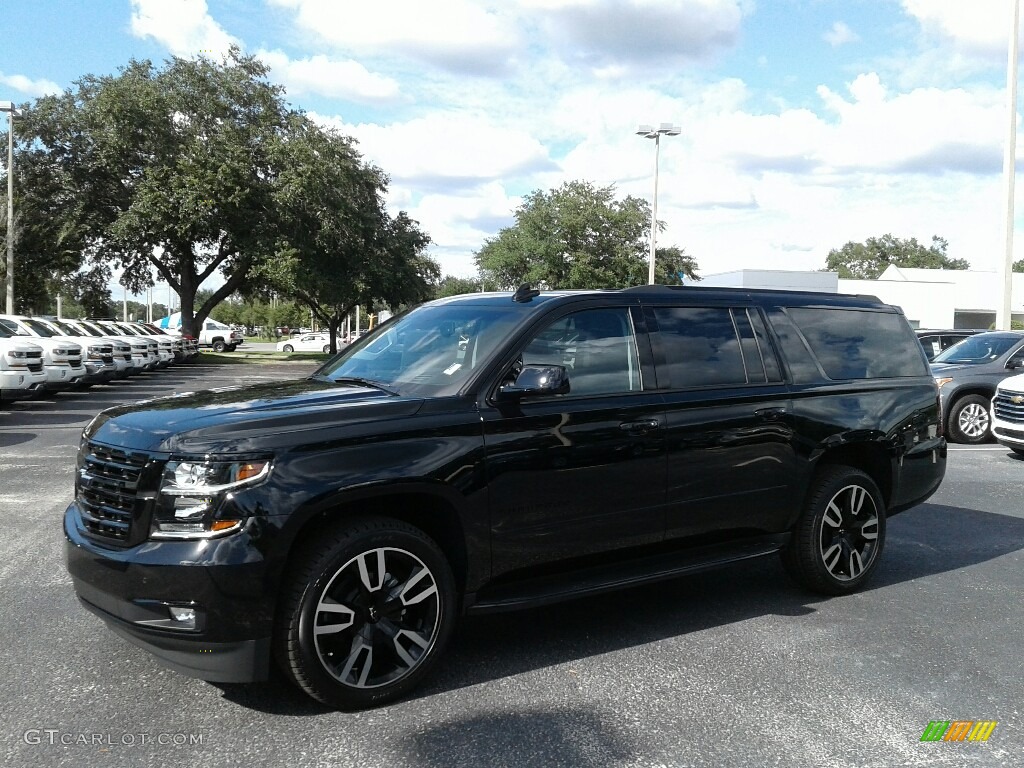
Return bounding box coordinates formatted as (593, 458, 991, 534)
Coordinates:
(1, 362, 1021, 767)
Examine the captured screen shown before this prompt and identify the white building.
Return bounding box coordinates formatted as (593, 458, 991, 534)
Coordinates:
(700, 267, 1024, 329)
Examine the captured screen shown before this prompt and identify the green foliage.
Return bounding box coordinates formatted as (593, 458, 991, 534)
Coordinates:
(435, 275, 483, 298)
(15, 48, 295, 335)
(1014, 257, 1024, 273)
(260, 119, 438, 352)
(825, 234, 969, 279)
(475, 180, 699, 289)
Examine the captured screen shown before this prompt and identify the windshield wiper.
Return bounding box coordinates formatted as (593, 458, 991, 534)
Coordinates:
(323, 376, 400, 395)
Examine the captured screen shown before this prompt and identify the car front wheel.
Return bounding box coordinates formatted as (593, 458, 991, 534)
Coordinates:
(282, 344, 294, 353)
(323, 345, 330, 354)
(947, 394, 992, 444)
(274, 517, 456, 710)
(782, 466, 886, 595)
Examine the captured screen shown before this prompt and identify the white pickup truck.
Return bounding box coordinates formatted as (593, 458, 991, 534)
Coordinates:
(0, 330, 48, 400)
(170, 319, 244, 352)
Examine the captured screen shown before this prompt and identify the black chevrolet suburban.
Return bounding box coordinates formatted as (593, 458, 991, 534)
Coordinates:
(65, 286, 946, 709)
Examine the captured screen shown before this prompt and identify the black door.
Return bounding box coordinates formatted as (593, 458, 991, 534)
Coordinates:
(480, 306, 666, 577)
(648, 305, 797, 541)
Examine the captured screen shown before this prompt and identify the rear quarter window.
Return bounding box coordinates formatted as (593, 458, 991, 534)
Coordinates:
(787, 307, 928, 379)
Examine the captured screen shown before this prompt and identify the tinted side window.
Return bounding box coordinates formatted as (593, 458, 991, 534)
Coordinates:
(652, 307, 746, 388)
(521, 308, 641, 396)
(787, 307, 928, 379)
(748, 309, 783, 382)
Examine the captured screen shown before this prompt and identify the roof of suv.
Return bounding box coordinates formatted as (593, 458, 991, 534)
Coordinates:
(430, 285, 887, 309)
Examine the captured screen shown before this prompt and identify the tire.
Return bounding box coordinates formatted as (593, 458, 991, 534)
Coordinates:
(274, 517, 456, 710)
(782, 466, 886, 596)
(282, 344, 294, 353)
(322, 345, 331, 354)
(212, 339, 226, 353)
(947, 394, 992, 444)
(1011, 447, 1024, 457)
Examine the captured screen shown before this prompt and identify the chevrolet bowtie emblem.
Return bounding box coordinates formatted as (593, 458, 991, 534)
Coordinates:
(1012, 395, 1024, 404)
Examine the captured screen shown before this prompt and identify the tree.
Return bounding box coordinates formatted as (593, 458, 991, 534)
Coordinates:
(824, 234, 969, 279)
(17, 49, 295, 336)
(261, 120, 437, 352)
(435, 275, 483, 298)
(1014, 257, 1024, 273)
(475, 180, 699, 289)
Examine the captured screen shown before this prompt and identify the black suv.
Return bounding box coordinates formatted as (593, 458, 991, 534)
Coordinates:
(65, 286, 946, 709)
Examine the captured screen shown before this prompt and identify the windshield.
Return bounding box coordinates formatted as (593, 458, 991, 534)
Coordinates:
(933, 334, 1021, 364)
(75, 321, 106, 337)
(317, 303, 525, 396)
(0, 318, 30, 336)
(47, 319, 81, 335)
(22, 319, 57, 338)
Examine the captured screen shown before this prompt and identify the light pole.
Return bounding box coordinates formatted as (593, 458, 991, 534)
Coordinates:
(636, 123, 680, 285)
(1, 101, 18, 314)
(998, 0, 1020, 331)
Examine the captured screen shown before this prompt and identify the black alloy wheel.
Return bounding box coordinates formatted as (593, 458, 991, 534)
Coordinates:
(782, 466, 886, 595)
(275, 517, 456, 710)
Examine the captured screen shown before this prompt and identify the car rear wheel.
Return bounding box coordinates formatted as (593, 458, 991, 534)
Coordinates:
(282, 344, 294, 353)
(274, 517, 456, 710)
(947, 394, 992, 444)
(782, 466, 886, 595)
(212, 339, 226, 353)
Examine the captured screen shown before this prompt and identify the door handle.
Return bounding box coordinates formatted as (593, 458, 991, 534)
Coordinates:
(754, 407, 787, 421)
(619, 419, 660, 433)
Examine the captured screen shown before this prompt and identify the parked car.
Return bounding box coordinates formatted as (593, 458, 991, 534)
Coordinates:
(277, 332, 331, 353)
(0, 314, 86, 391)
(0, 325, 47, 400)
(915, 328, 985, 362)
(64, 319, 143, 376)
(65, 286, 946, 710)
(930, 331, 1024, 444)
(991, 372, 1024, 455)
(31, 317, 118, 385)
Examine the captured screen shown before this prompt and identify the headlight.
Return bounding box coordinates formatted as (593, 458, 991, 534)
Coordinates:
(152, 459, 271, 539)
(934, 377, 953, 388)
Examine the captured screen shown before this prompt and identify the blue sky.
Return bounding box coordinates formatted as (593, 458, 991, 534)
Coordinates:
(1, 0, 1021, 297)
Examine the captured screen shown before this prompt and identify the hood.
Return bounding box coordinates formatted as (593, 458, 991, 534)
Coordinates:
(85, 378, 425, 453)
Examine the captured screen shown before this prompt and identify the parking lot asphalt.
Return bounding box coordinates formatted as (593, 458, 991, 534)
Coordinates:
(1, 362, 1022, 767)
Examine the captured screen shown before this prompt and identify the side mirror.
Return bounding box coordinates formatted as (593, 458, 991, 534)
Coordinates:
(498, 364, 570, 399)
(1007, 357, 1023, 370)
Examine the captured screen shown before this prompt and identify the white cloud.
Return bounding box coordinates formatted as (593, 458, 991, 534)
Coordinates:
(129, 0, 239, 57)
(268, 0, 519, 74)
(256, 50, 402, 103)
(0, 72, 61, 97)
(823, 21, 859, 48)
(532, 0, 747, 66)
(902, 0, 1012, 57)
(309, 111, 556, 188)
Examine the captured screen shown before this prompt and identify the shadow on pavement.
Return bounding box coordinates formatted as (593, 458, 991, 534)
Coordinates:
(213, 501, 1024, 716)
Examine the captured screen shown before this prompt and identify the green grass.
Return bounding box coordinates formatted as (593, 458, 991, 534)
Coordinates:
(196, 350, 330, 365)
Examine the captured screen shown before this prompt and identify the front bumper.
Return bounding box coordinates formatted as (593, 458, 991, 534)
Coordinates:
(81, 360, 118, 383)
(64, 502, 276, 683)
(44, 363, 86, 390)
(0, 368, 48, 399)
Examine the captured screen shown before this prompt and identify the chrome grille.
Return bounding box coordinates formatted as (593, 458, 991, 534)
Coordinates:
(77, 442, 151, 543)
(993, 392, 1024, 425)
